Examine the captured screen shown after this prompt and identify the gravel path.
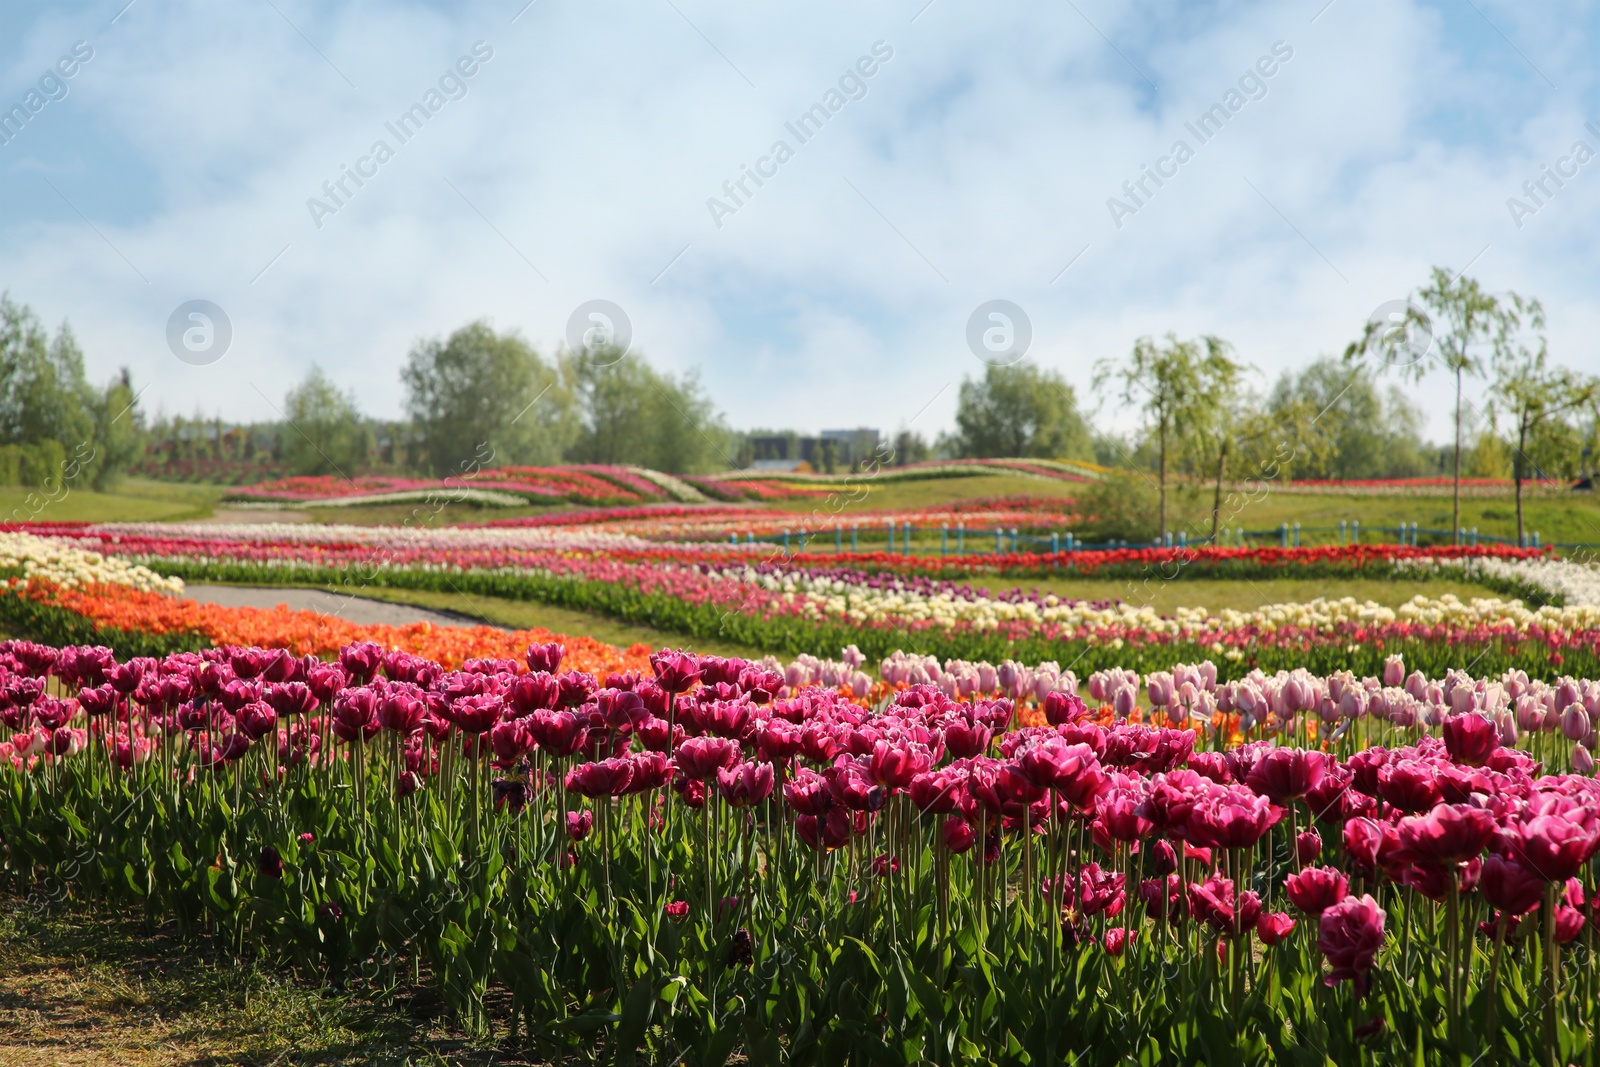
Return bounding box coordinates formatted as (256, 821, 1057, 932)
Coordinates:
(181, 584, 506, 630)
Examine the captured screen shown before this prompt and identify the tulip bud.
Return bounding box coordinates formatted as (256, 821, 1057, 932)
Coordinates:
(1382, 655, 1405, 688)
(1562, 703, 1591, 742)
(1574, 743, 1596, 776)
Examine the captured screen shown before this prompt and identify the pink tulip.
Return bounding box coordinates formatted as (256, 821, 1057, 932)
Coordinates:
(1318, 894, 1386, 992)
(1441, 712, 1498, 767)
(1257, 911, 1295, 945)
(1286, 866, 1348, 915)
(1395, 803, 1496, 868)
(717, 761, 775, 807)
(566, 809, 594, 841)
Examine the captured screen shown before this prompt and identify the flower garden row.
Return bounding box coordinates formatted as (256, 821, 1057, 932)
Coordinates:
(221, 458, 1103, 508)
(6, 528, 1599, 682)
(2, 633, 1596, 1064)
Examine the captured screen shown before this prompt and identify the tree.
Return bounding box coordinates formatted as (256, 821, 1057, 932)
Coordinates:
(564, 348, 729, 473)
(1265, 358, 1426, 480)
(401, 321, 572, 476)
(1346, 268, 1534, 543)
(1095, 334, 1238, 541)
(90, 369, 145, 490)
(952, 363, 1091, 461)
(280, 367, 371, 477)
(0, 293, 143, 490)
(1489, 335, 1597, 544)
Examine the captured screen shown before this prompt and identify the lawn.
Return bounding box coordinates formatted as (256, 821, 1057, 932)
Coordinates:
(0, 478, 221, 525)
(972, 575, 1508, 614)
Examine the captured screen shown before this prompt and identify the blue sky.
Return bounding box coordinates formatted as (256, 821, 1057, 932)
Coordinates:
(1, 0, 1597, 441)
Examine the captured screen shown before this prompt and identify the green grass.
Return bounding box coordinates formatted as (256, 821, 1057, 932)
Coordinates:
(0, 478, 221, 525)
(0, 896, 532, 1066)
(1205, 488, 1600, 547)
(970, 575, 1509, 615)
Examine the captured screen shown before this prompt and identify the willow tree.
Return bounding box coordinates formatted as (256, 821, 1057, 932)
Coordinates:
(1096, 334, 1240, 542)
(1347, 269, 1535, 543)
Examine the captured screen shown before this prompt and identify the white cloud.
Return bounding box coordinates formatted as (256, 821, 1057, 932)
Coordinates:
(0, 0, 1596, 444)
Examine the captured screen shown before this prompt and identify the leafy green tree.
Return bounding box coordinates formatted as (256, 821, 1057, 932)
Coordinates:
(564, 349, 729, 473)
(1095, 334, 1237, 541)
(0, 293, 144, 491)
(1266, 358, 1427, 480)
(402, 321, 573, 476)
(1489, 334, 1597, 543)
(952, 363, 1090, 462)
(90, 369, 145, 490)
(1347, 268, 1535, 542)
(280, 367, 371, 477)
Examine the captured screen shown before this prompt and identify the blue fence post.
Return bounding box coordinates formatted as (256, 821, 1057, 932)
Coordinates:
(1293, 522, 1301, 547)
(729, 531, 737, 544)
(956, 523, 964, 554)
(1351, 520, 1359, 545)
(942, 525, 949, 556)
(851, 524, 858, 552)
(994, 528, 1002, 553)
(1178, 530, 1187, 547)
(1066, 532, 1075, 552)
(904, 522, 913, 555)
(1470, 527, 1478, 547)
(1338, 520, 1346, 544)
(835, 523, 842, 552)
(1010, 527, 1018, 552)
(782, 529, 790, 555)
(1279, 523, 1288, 547)
(1533, 531, 1541, 548)
(886, 522, 894, 553)
(1051, 532, 1060, 554)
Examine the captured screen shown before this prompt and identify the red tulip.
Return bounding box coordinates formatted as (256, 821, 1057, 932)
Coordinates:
(664, 899, 689, 922)
(1079, 862, 1126, 917)
(942, 814, 976, 853)
(1286, 866, 1349, 915)
(796, 808, 852, 851)
(565, 758, 634, 797)
(943, 718, 991, 758)
(450, 694, 502, 735)
(1096, 789, 1152, 842)
(1256, 911, 1295, 945)
(528, 709, 588, 757)
(525, 642, 565, 674)
(717, 761, 775, 807)
(1103, 926, 1136, 956)
(1441, 712, 1499, 767)
(257, 844, 284, 878)
(1043, 691, 1087, 726)
(1506, 806, 1600, 882)
(1245, 747, 1328, 802)
(379, 687, 426, 734)
(1318, 894, 1386, 992)
(566, 810, 593, 841)
(675, 736, 740, 780)
(1480, 854, 1544, 914)
(1296, 829, 1323, 865)
(1377, 761, 1441, 814)
(1395, 803, 1496, 867)
(649, 650, 701, 694)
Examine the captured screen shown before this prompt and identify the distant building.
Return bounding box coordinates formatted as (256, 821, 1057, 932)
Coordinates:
(745, 429, 880, 473)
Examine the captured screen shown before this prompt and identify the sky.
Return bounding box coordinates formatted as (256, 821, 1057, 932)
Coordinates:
(1, 0, 1598, 443)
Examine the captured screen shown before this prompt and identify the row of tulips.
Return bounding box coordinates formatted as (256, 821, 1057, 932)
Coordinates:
(2, 635, 1598, 1064)
(33, 543, 1600, 682)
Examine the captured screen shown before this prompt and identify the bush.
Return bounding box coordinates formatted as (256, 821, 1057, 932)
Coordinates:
(1075, 472, 1162, 542)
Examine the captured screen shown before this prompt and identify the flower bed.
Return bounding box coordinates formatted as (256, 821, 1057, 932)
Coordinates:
(0, 640, 1594, 1063)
